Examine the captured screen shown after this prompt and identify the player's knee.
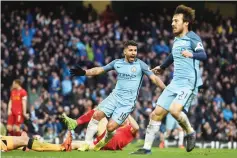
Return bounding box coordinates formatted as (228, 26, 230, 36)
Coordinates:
(150, 111, 157, 119)
(7, 125, 13, 131)
(150, 111, 161, 121)
(13, 125, 20, 132)
(106, 123, 117, 132)
(169, 109, 180, 120)
(169, 103, 183, 117)
(151, 108, 166, 121)
(93, 110, 105, 121)
(177, 127, 183, 132)
(106, 125, 115, 132)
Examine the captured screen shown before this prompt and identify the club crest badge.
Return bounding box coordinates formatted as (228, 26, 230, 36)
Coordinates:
(131, 66, 137, 73)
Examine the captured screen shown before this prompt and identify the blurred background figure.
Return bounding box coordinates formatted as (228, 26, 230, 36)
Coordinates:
(7, 79, 28, 136)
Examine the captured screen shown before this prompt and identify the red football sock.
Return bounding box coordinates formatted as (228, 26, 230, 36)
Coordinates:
(93, 130, 106, 145)
(8, 130, 14, 136)
(76, 109, 95, 125)
(15, 131, 22, 136)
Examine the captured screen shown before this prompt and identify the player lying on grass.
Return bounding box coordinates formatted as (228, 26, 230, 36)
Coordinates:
(62, 109, 139, 151)
(0, 131, 72, 152)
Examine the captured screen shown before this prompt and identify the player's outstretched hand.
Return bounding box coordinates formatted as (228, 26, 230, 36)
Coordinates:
(151, 66, 164, 75)
(70, 65, 86, 77)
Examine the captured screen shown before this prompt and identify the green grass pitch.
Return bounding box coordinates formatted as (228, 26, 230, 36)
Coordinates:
(2, 142, 237, 158)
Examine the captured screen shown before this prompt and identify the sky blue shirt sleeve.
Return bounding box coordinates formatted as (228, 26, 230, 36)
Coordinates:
(190, 34, 207, 60)
(102, 59, 117, 72)
(139, 60, 154, 77)
(190, 36, 205, 52)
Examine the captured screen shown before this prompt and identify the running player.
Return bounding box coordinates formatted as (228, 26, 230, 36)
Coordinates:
(131, 5, 207, 154)
(69, 40, 166, 151)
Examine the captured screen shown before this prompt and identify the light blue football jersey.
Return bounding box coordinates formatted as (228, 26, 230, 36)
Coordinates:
(103, 58, 153, 105)
(167, 31, 204, 93)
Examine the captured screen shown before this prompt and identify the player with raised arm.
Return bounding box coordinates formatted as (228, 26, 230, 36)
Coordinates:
(131, 5, 207, 154)
(69, 40, 166, 151)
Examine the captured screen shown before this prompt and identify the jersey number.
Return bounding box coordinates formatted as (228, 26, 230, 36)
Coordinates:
(118, 112, 128, 121)
(178, 91, 188, 100)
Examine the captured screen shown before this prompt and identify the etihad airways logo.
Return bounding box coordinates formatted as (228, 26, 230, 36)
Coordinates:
(117, 73, 136, 80)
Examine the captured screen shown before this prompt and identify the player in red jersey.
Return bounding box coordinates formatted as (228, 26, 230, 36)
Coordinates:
(99, 116, 138, 150)
(62, 109, 139, 151)
(7, 79, 28, 136)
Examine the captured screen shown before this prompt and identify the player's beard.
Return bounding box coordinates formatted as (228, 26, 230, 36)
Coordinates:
(128, 56, 136, 62)
(173, 27, 183, 37)
(125, 55, 136, 63)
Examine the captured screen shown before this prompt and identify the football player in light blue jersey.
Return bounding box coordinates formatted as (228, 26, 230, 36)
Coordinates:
(69, 40, 166, 151)
(132, 5, 207, 155)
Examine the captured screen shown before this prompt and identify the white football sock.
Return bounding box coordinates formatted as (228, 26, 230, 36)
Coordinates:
(178, 130, 184, 146)
(143, 119, 161, 150)
(85, 118, 99, 144)
(177, 112, 194, 134)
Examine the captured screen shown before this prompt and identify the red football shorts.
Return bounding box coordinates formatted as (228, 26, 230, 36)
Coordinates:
(7, 114, 24, 126)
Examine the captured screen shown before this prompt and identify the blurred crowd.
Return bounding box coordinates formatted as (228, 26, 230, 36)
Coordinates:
(1, 3, 237, 142)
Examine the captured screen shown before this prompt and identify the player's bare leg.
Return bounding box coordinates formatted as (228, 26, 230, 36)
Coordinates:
(131, 106, 168, 154)
(13, 125, 21, 136)
(6, 125, 13, 136)
(169, 103, 195, 152)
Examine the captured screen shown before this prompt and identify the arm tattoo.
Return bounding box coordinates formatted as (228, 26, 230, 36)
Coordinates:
(88, 68, 98, 75)
(86, 67, 104, 76)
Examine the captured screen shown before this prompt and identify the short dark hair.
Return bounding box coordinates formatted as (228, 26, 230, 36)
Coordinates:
(123, 40, 138, 48)
(14, 79, 22, 86)
(174, 5, 195, 30)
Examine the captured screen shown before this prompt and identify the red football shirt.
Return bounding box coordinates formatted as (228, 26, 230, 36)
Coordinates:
(10, 88, 27, 115)
(102, 124, 136, 150)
